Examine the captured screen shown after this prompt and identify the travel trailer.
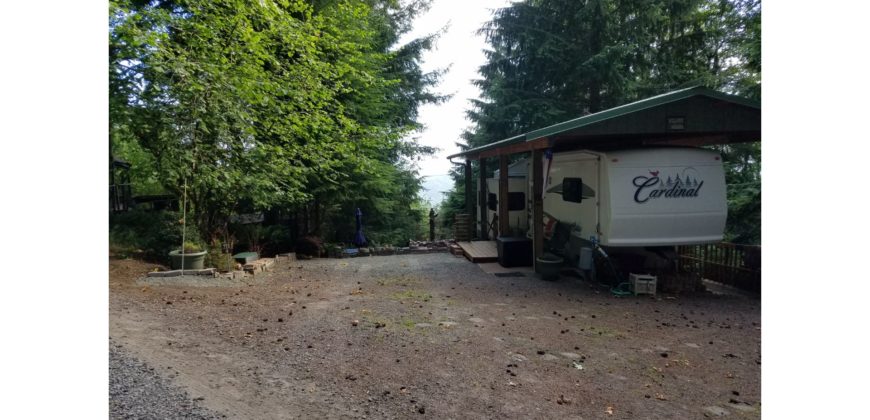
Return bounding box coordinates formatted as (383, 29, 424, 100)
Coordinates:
(484, 160, 530, 236)
(481, 147, 728, 270)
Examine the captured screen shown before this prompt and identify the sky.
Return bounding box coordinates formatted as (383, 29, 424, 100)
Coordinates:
(399, 0, 514, 205)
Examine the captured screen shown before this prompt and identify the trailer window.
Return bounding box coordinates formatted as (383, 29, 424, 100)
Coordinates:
(487, 193, 497, 211)
(563, 178, 584, 203)
(508, 192, 525, 211)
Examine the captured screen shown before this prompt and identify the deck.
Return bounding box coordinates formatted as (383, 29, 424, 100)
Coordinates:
(456, 241, 498, 263)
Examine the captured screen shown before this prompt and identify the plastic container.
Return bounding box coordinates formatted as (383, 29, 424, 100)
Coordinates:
(630, 273, 657, 296)
(578, 247, 594, 270)
(168, 250, 207, 270)
(535, 254, 564, 281)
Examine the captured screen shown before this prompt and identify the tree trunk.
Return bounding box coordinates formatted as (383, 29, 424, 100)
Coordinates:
(312, 198, 322, 236)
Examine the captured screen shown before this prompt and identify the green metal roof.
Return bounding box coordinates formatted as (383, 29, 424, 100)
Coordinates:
(448, 134, 526, 161)
(447, 86, 760, 160)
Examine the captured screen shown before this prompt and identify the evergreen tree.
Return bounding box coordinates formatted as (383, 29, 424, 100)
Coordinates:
(444, 0, 761, 243)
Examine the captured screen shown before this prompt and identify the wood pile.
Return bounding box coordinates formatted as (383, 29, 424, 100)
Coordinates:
(454, 214, 471, 242)
(244, 258, 275, 274)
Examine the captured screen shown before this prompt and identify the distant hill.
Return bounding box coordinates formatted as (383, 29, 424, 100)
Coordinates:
(420, 174, 453, 207)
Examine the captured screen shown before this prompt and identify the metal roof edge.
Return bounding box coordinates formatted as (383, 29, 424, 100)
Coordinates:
(522, 86, 698, 140)
(446, 134, 526, 160)
(447, 87, 760, 160)
(696, 88, 761, 110)
(525, 86, 760, 140)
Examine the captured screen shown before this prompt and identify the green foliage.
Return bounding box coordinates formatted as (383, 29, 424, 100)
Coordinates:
(229, 223, 294, 256)
(111, 128, 166, 196)
(205, 251, 234, 272)
(713, 141, 761, 244)
(464, 0, 761, 149)
(181, 241, 202, 254)
(109, 209, 204, 262)
(231, 223, 264, 255)
(315, 162, 428, 246)
(438, 183, 466, 231)
(204, 238, 234, 272)
(110, 0, 443, 245)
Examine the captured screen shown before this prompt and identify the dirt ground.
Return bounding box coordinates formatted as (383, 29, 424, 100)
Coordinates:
(109, 253, 761, 419)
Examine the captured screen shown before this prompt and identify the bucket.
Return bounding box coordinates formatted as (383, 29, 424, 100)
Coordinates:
(535, 254, 564, 281)
(578, 247, 594, 270)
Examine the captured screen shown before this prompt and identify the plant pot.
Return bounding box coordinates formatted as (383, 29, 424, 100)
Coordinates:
(535, 254, 564, 281)
(169, 250, 207, 270)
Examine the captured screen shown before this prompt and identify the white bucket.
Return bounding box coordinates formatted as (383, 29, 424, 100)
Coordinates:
(578, 247, 594, 270)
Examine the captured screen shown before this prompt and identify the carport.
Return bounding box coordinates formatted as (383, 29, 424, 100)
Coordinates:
(447, 86, 761, 269)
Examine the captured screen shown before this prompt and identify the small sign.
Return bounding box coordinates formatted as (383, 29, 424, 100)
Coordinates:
(667, 116, 685, 131)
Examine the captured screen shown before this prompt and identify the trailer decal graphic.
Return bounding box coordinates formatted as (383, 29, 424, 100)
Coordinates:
(632, 167, 704, 203)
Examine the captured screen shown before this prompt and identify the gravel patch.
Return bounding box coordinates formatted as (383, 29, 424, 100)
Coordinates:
(110, 343, 223, 420)
(136, 274, 264, 288)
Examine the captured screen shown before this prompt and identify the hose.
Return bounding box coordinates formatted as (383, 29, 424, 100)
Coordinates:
(610, 282, 633, 296)
(590, 241, 632, 296)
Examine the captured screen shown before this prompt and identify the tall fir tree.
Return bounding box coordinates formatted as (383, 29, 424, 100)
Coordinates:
(443, 0, 761, 243)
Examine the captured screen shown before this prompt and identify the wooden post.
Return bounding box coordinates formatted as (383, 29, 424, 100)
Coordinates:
(478, 158, 488, 240)
(498, 154, 509, 238)
(465, 159, 474, 241)
(532, 149, 544, 269)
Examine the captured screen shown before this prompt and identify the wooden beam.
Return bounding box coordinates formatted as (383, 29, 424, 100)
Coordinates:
(478, 158, 488, 240)
(641, 131, 760, 147)
(544, 131, 761, 152)
(479, 137, 551, 159)
(464, 160, 474, 240)
(498, 154, 509, 238)
(532, 149, 544, 269)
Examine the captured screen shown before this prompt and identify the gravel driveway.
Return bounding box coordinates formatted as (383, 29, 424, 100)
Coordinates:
(110, 253, 760, 419)
(110, 340, 223, 419)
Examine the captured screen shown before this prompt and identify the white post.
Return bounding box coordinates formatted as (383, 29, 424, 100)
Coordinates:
(180, 179, 187, 275)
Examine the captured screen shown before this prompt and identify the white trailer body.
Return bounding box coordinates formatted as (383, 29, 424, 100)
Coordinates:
(482, 160, 529, 235)
(597, 148, 727, 246)
(483, 147, 727, 247)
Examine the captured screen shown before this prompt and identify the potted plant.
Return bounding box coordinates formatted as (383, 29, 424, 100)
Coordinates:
(169, 241, 208, 270)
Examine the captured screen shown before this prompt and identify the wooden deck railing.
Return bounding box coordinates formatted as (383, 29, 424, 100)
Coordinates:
(677, 242, 761, 293)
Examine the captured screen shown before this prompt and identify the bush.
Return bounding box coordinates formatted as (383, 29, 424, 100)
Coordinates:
(295, 236, 323, 257)
(110, 209, 204, 263)
(229, 223, 293, 257)
(260, 224, 293, 256)
(204, 239, 234, 272)
(230, 223, 262, 255)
